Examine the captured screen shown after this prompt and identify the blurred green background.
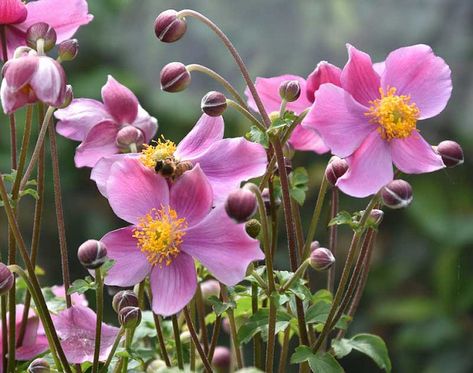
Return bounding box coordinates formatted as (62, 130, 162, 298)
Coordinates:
(1, 0, 472, 372)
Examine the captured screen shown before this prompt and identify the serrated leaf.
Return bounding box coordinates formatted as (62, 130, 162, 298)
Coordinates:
(305, 302, 349, 330)
(289, 167, 309, 205)
(100, 259, 115, 277)
(291, 347, 344, 373)
(237, 308, 292, 344)
(207, 295, 236, 316)
(68, 278, 95, 295)
(290, 345, 313, 364)
(246, 125, 269, 148)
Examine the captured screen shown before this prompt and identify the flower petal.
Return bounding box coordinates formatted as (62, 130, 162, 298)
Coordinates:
(0, 78, 35, 114)
(306, 61, 342, 102)
(373, 61, 385, 76)
(3, 56, 38, 90)
(90, 153, 132, 197)
(288, 124, 329, 154)
(29, 56, 66, 107)
(0, 0, 27, 25)
(101, 75, 139, 124)
(132, 105, 158, 142)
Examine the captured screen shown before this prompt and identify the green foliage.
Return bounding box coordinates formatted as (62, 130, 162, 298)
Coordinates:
(246, 126, 269, 148)
(289, 167, 309, 205)
(237, 308, 293, 344)
(291, 346, 344, 372)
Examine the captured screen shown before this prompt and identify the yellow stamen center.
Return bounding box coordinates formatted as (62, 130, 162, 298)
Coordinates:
(133, 206, 187, 267)
(140, 136, 177, 169)
(365, 87, 420, 141)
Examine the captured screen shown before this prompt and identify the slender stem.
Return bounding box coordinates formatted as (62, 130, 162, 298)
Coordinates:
(280, 260, 310, 292)
(183, 306, 213, 373)
(172, 314, 184, 369)
(195, 284, 209, 354)
(251, 283, 263, 370)
(190, 301, 196, 371)
(7, 235, 16, 373)
(292, 199, 305, 260)
(207, 314, 221, 362)
(221, 285, 243, 369)
(1, 297, 6, 373)
(268, 178, 279, 259)
(251, 270, 268, 292)
(278, 326, 291, 373)
(152, 313, 171, 366)
(99, 328, 125, 373)
(327, 188, 339, 293)
(121, 329, 133, 373)
(226, 99, 266, 131)
(92, 269, 104, 373)
(266, 294, 277, 373)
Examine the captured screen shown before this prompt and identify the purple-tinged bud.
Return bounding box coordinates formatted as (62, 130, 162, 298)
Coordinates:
(146, 360, 166, 373)
(200, 279, 221, 301)
(275, 157, 292, 176)
(201, 91, 227, 117)
(26, 23, 57, 53)
(58, 39, 79, 61)
(112, 290, 139, 313)
(309, 248, 335, 271)
(381, 179, 413, 209)
(116, 126, 145, 151)
(118, 306, 142, 329)
(309, 241, 320, 252)
(325, 156, 349, 186)
(27, 358, 50, 373)
(212, 346, 232, 372)
(245, 219, 261, 238)
(154, 9, 187, 43)
(225, 189, 257, 223)
(0, 0, 27, 25)
(58, 85, 73, 109)
(160, 62, 191, 92)
(368, 209, 384, 225)
(279, 80, 301, 102)
(436, 140, 464, 168)
(77, 240, 108, 269)
(0, 263, 14, 296)
(261, 188, 280, 215)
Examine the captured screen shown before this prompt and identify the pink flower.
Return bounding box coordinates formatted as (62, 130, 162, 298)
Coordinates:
(51, 285, 88, 307)
(91, 113, 267, 203)
(1, 0, 93, 60)
(52, 306, 120, 364)
(100, 158, 264, 316)
(303, 44, 450, 197)
(1, 48, 67, 113)
(54, 75, 158, 168)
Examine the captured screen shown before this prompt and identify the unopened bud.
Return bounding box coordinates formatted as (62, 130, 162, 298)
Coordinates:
(147, 359, 167, 373)
(26, 22, 57, 52)
(160, 62, 191, 92)
(200, 279, 221, 300)
(225, 189, 257, 223)
(77, 240, 108, 269)
(0, 263, 14, 296)
(368, 209, 384, 225)
(436, 140, 464, 168)
(309, 247, 335, 271)
(27, 358, 50, 373)
(58, 39, 79, 61)
(201, 91, 227, 117)
(309, 241, 320, 252)
(381, 179, 413, 209)
(275, 157, 292, 176)
(245, 219, 261, 238)
(212, 346, 232, 372)
(279, 80, 301, 102)
(325, 156, 349, 186)
(261, 188, 280, 215)
(112, 290, 139, 313)
(154, 9, 187, 43)
(116, 126, 145, 150)
(118, 306, 142, 329)
(58, 85, 73, 109)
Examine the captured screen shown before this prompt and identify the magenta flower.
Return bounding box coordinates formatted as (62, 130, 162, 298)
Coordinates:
(0, 0, 92, 60)
(54, 75, 158, 168)
(91, 113, 267, 203)
(303, 44, 450, 197)
(52, 306, 119, 364)
(100, 158, 264, 316)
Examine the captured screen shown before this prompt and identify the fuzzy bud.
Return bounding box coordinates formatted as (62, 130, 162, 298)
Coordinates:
(200, 279, 221, 301)
(381, 179, 413, 209)
(118, 306, 142, 329)
(146, 360, 167, 373)
(116, 126, 145, 150)
(26, 23, 57, 52)
(160, 62, 191, 92)
(279, 80, 301, 102)
(436, 140, 464, 168)
(368, 209, 384, 226)
(112, 290, 139, 313)
(309, 247, 335, 271)
(212, 346, 232, 372)
(245, 219, 261, 238)
(309, 241, 320, 252)
(325, 156, 349, 186)
(225, 189, 257, 223)
(58, 39, 79, 61)
(154, 9, 187, 43)
(58, 85, 73, 109)
(201, 91, 227, 117)
(0, 263, 14, 296)
(77, 240, 108, 269)
(27, 359, 50, 373)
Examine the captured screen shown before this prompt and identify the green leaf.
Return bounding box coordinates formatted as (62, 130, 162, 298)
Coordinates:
(68, 277, 95, 295)
(290, 345, 313, 364)
(207, 295, 236, 316)
(305, 302, 349, 330)
(291, 347, 344, 373)
(246, 125, 269, 148)
(237, 308, 292, 344)
(289, 167, 309, 205)
(100, 259, 116, 277)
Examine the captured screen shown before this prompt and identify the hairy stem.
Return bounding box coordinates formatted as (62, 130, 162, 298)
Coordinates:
(184, 306, 213, 373)
(92, 269, 104, 373)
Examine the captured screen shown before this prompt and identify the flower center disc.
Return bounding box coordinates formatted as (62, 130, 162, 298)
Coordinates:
(140, 137, 177, 169)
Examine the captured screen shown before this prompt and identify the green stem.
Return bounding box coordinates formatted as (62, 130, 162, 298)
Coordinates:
(207, 314, 221, 363)
(226, 99, 266, 131)
(278, 326, 291, 373)
(99, 328, 125, 373)
(327, 188, 339, 293)
(221, 285, 243, 369)
(121, 329, 133, 373)
(92, 269, 104, 373)
(251, 283, 263, 370)
(195, 284, 209, 354)
(250, 270, 268, 293)
(280, 260, 310, 293)
(152, 312, 171, 367)
(172, 314, 184, 369)
(183, 306, 213, 373)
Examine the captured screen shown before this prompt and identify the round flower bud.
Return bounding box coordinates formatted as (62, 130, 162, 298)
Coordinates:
(309, 247, 335, 271)
(368, 209, 384, 226)
(279, 80, 301, 102)
(201, 91, 227, 117)
(225, 189, 257, 223)
(160, 62, 191, 92)
(381, 179, 413, 209)
(200, 279, 220, 301)
(436, 140, 464, 168)
(147, 359, 167, 373)
(275, 157, 292, 176)
(58, 85, 73, 109)
(26, 22, 57, 52)
(261, 188, 280, 215)
(27, 358, 50, 373)
(309, 241, 320, 252)
(118, 306, 142, 329)
(325, 156, 349, 186)
(116, 126, 145, 151)
(0, 263, 14, 296)
(112, 290, 139, 313)
(77, 239, 108, 270)
(58, 39, 79, 61)
(154, 9, 187, 43)
(245, 219, 261, 238)
(212, 346, 232, 372)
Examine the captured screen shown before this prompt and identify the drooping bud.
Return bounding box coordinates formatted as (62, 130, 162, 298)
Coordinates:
(77, 240, 108, 269)
(245, 219, 261, 238)
(309, 241, 320, 252)
(58, 85, 73, 109)
(368, 209, 384, 226)
(146, 360, 167, 373)
(201, 91, 227, 117)
(200, 279, 221, 301)
(118, 306, 142, 329)
(261, 188, 280, 215)
(0, 0, 27, 25)
(154, 9, 187, 43)
(325, 156, 349, 186)
(116, 126, 145, 151)
(26, 23, 57, 53)
(309, 247, 335, 271)
(112, 290, 139, 313)
(58, 39, 79, 61)
(212, 346, 232, 372)
(27, 358, 50, 373)
(225, 189, 257, 223)
(279, 80, 301, 102)
(381, 179, 413, 209)
(0, 263, 14, 296)
(436, 140, 464, 168)
(275, 157, 292, 176)
(160, 62, 191, 92)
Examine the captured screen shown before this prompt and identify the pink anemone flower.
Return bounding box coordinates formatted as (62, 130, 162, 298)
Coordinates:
(303, 44, 450, 197)
(54, 75, 158, 168)
(99, 158, 264, 316)
(0, 0, 93, 60)
(52, 306, 120, 364)
(91, 113, 267, 203)
(51, 285, 88, 307)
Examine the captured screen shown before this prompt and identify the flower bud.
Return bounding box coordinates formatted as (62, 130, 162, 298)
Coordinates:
(309, 247, 335, 271)
(118, 306, 142, 329)
(58, 85, 73, 109)
(112, 290, 139, 313)
(0, 0, 27, 25)
(154, 9, 187, 43)
(309, 241, 320, 252)
(325, 156, 349, 186)
(58, 39, 79, 61)
(261, 188, 280, 215)
(368, 209, 384, 226)
(245, 219, 261, 238)
(225, 189, 257, 223)
(381, 179, 413, 209)
(200, 279, 220, 301)
(201, 91, 227, 117)
(26, 23, 57, 53)
(27, 358, 50, 373)
(146, 360, 166, 373)
(279, 80, 301, 102)
(436, 140, 464, 168)
(275, 157, 292, 176)
(116, 126, 145, 151)
(77, 239, 108, 270)
(0, 263, 14, 296)
(212, 346, 232, 372)
(160, 62, 191, 92)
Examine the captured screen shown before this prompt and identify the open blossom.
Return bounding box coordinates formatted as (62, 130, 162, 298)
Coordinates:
(54, 75, 158, 168)
(303, 44, 450, 197)
(91, 113, 267, 203)
(99, 159, 264, 316)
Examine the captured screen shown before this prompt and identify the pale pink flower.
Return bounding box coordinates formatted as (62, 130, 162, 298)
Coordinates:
(51, 285, 88, 307)
(303, 44, 450, 197)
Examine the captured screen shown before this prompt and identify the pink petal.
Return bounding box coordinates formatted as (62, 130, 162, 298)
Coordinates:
(373, 61, 385, 76)
(107, 158, 169, 224)
(381, 44, 452, 119)
(0, 79, 35, 114)
(0, 0, 27, 25)
(175, 114, 224, 160)
(288, 124, 329, 154)
(29, 56, 66, 107)
(90, 153, 131, 197)
(55, 98, 113, 141)
(390, 131, 444, 173)
(306, 61, 342, 102)
(16, 339, 49, 361)
(302, 83, 375, 157)
(74, 121, 119, 168)
(101, 75, 139, 124)
(3, 25, 27, 60)
(182, 205, 264, 285)
(149, 252, 197, 316)
(100, 226, 151, 287)
(336, 131, 393, 198)
(341, 44, 381, 106)
(132, 105, 158, 142)
(52, 285, 88, 307)
(3, 56, 38, 90)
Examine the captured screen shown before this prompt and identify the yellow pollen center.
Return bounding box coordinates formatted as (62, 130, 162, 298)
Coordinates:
(365, 87, 420, 141)
(140, 137, 177, 169)
(133, 206, 187, 267)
